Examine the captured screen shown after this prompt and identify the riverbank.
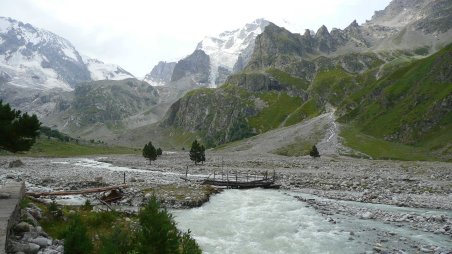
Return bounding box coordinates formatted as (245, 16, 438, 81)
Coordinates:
(1, 152, 451, 253)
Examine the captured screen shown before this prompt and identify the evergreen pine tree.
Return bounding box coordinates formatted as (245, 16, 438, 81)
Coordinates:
(189, 140, 205, 165)
(0, 101, 41, 152)
(309, 145, 320, 158)
(136, 196, 180, 254)
(143, 141, 158, 164)
(156, 147, 163, 156)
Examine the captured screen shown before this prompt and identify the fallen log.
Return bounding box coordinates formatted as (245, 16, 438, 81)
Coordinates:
(26, 184, 129, 198)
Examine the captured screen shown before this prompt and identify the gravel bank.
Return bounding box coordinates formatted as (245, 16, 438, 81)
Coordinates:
(1, 152, 451, 252)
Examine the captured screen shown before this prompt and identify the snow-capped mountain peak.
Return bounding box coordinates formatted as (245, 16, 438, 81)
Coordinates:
(196, 18, 270, 86)
(0, 16, 135, 91)
(0, 16, 89, 90)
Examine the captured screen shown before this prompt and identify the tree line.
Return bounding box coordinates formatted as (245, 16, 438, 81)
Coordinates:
(142, 140, 205, 165)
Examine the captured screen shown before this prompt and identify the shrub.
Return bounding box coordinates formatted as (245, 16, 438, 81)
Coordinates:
(136, 196, 180, 253)
(64, 215, 93, 254)
(99, 227, 133, 254)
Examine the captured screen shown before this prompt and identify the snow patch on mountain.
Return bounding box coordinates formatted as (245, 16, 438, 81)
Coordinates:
(82, 56, 135, 81)
(197, 19, 270, 87)
(0, 51, 72, 90)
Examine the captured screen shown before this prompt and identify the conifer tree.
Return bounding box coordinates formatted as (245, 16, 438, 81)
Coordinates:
(143, 141, 158, 164)
(309, 145, 320, 158)
(0, 101, 41, 152)
(189, 140, 205, 165)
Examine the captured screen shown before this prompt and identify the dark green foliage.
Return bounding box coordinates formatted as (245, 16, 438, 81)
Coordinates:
(156, 147, 163, 156)
(227, 117, 255, 143)
(136, 196, 180, 254)
(180, 230, 202, 254)
(309, 145, 320, 158)
(47, 201, 63, 219)
(99, 227, 133, 254)
(39, 126, 74, 142)
(0, 101, 41, 152)
(189, 140, 205, 165)
(82, 200, 93, 211)
(143, 141, 158, 164)
(64, 215, 93, 254)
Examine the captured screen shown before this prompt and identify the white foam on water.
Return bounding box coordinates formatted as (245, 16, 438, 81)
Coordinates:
(172, 189, 364, 254)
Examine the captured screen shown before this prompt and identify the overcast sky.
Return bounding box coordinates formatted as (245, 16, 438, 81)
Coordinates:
(0, 0, 391, 77)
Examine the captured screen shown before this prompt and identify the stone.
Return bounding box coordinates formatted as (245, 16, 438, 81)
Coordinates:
(10, 241, 40, 254)
(30, 236, 52, 248)
(15, 222, 32, 233)
(22, 210, 39, 226)
(9, 159, 24, 168)
(361, 211, 374, 219)
(420, 247, 433, 252)
(27, 208, 42, 220)
(0, 192, 11, 199)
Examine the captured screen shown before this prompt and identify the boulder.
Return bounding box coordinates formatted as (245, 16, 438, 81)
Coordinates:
(15, 222, 32, 233)
(10, 241, 40, 254)
(30, 236, 52, 248)
(9, 159, 24, 168)
(0, 192, 11, 199)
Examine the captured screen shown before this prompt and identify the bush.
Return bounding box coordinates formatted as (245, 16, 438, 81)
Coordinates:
(64, 215, 93, 254)
(81, 200, 93, 211)
(180, 230, 202, 254)
(136, 196, 180, 253)
(47, 200, 63, 219)
(99, 227, 133, 254)
(309, 145, 320, 158)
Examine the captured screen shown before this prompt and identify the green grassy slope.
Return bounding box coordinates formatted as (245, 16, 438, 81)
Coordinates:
(2, 138, 139, 157)
(338, 44, 452, 161)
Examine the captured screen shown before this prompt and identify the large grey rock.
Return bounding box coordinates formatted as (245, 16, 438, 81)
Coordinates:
(9, 159, 24, 168)
(30, 236, 52, 248)
(0, 192, 11, 199)
(15, 222, 33, 233)
(10, 241, 40, 254)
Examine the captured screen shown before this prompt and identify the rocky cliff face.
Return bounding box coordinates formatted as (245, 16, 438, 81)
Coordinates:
(171, 50, 210, 84)
(69, 79, 159, 127)
(162, 86, 256, 146)
(144, 61, 176, 85)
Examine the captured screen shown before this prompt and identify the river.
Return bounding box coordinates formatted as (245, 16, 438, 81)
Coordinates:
(172, 189, 365, 254)
(172, 189, 452, 254)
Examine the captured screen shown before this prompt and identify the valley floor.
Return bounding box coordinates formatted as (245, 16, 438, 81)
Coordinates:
(1, 152, 451, 253)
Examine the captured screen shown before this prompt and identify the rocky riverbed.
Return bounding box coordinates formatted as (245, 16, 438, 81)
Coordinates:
(1, 152, 451, 253)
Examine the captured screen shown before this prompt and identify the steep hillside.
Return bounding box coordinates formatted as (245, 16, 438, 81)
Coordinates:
(338, 44, 452, 160)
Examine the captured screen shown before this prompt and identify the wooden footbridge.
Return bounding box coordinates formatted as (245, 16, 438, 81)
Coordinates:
(183, 170, 280, 189)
